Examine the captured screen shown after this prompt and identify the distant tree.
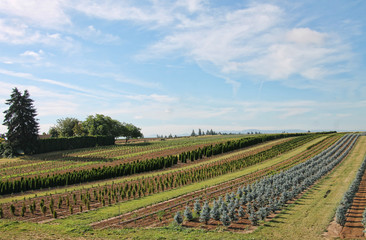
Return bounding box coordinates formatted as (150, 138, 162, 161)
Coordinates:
(49, 117, 80, 137)
(3, 88, 39, 155)
(122, 123, 143, 143)
(72, 122, 85, 136)
(198, 129, 202, 136)
(191, 130, 196, 137)
(206, 130, 210, 135)
(49, 127, 59, 138)
(83, 114, 122, 137)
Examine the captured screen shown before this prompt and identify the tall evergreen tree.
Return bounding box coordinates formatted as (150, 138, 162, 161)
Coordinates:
(3, 88, 39, 154)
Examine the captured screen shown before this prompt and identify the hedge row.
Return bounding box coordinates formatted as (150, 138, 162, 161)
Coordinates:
(177, 133, 306, 163)
(0, 133, 324, 195)
(35, 136, 115, 154)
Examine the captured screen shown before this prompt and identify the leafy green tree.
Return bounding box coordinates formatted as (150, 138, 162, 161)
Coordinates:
(191, 130, 196, 136)
(83, 114, 122, 137)
(3, 88, 39, 155)
(122, 123, 143, 143)
(49, 117, 80, 137)
(48, 127, 59, 138)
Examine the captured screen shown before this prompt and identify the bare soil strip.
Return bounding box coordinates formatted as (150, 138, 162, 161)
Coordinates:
(90, 135, 338, 229)
(340, 171, 366, 238)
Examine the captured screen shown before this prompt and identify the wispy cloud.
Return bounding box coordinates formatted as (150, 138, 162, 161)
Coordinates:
(124, 94, 178, 103)
(0, 0, 71, 29)
(136, 3, 356, 91)
(20, 49, 44, 61)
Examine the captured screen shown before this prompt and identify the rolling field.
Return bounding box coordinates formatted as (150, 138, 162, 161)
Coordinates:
(1, 132, 365, 240)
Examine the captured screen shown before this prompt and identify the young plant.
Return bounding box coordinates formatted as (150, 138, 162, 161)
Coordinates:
(183, 206, 193, 221)
(199, 201, 211, 224)
(174, 211, 183, 225)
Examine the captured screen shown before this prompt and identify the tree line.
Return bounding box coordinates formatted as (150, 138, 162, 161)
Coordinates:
(48, 114, 143, 143)
(0, 88, 143, 157)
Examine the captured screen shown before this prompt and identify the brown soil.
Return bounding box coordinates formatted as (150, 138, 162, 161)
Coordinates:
(324, 218, 343, 239)
(0, 138, 294, 223)
(8, 138, 281, 181)
(339, 172, 366, 239)
(90, 135, 339, 230)
(0, 135, 338, 225)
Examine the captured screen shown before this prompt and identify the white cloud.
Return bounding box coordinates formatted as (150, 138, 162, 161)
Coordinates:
(286, 28, 326, 45)
(0, 81, 80, 117)
(20, 50, 44, 60)
(0, 68, 83, 92)
(137, 3, 354, 91)
(69, 0, 173, 26)
(0, 19, 76, 50)
(124, 94, 177, 103)
(175, 0, 207, 13)
(0, 0, 71, 29)
(76, 25, 120, 44)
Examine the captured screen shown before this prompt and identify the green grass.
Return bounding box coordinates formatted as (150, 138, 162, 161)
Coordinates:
(0, 137, 293, 204)
(53, 136, 327, 227)
(0, 134, 358, 240)
(247, 135, 366, 240)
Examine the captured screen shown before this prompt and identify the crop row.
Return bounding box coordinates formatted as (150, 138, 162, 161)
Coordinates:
(32, 135, 249, 161)
(90, 134, 341, 229)
(0, 133, 311, 195)
(0, 135, 265, 181)
(336, 154, 366, 226)
(1, 134, 293, 181)
(0, 134, 335, 222)
(172, 134, 358, 228)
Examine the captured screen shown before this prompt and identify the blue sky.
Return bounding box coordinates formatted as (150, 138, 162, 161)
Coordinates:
(0, 0, 365, 137)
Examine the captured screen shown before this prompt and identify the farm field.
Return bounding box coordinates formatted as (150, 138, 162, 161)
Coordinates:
(0, 135, 250, 181)
(0, 133, 365, 240)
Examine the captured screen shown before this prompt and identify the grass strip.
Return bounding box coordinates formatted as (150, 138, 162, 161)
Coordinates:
(0, 138, 292, 204)
(247, 135, 366, 240)
(0, 135, 347, 240)
(54, 136, 327, 227)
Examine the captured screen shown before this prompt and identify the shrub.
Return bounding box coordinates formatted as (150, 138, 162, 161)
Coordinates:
(174, 211, 183, 225)
(220, 210, 231, 227)
(10, 204, 15, 216)
(194, 199, 201, 215)
(199, 201, 211, 224)
(183, 206, 193, 221)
